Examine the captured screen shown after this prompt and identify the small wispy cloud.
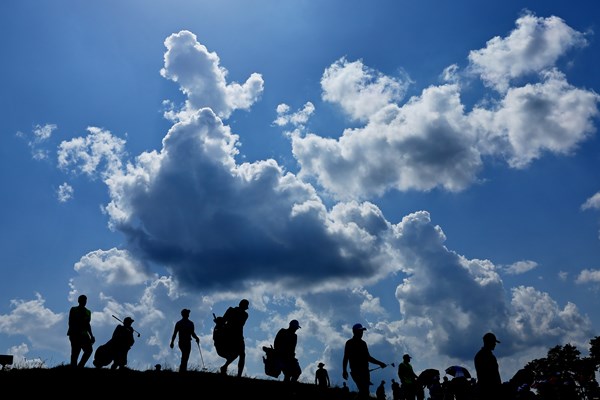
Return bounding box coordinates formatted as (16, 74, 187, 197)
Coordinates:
(56, 182, 74, 203)
(16, 123, 57, 160)
(503, 260, 539, 275)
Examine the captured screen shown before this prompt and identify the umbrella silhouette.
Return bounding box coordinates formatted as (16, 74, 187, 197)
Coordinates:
(418, 368, 440, 385)
(445, 365, 471, 379)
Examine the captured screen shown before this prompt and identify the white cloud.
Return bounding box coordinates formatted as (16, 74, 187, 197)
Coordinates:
(0, 293, 65, 354)
(73, 248, 152, 286)
(468, 11, 588, 93)
(503, 260, 539, 275)
(581, 192, 600, 210)
(160, 30, 264, 121)
(475, 69, 600, 168)
(293, 82, 483, 200)
(56, 182, 74, 203)
(509, 286, 591, 345)
(273, 102, 315, 128)
(16, 123, 57, 160)
(321, 57, 411, 122)
(575, 269, 600, 284)
(290, 15, 598, 200)
(57, 126, 126, 179)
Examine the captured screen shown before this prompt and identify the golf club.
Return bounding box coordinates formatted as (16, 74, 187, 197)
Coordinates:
(111, 314, 141, 337)
(369, 362, 395, 372)
(197, 340, 206, 370)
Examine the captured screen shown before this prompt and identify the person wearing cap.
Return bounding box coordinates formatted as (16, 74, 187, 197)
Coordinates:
(315, 361, 330, 387)
(219, 299, 250, 377)
(109, 316, 135, 370)
(474, 332, 502, 400)
(342, 323, 387, 400)
(170, 308, 200, 372)
(274, 319, 302, 382)
(398, 353, 419, 400)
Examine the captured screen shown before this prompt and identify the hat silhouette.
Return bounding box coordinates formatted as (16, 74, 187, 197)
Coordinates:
(483, 332, 500, 343)
(352, 323, 367, 331)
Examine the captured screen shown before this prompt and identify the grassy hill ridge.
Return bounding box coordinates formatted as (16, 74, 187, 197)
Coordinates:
(1, 366, 353, 399)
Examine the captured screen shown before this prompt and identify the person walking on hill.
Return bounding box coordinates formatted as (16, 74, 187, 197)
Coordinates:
(109, 316, 135, 369)
(397, 354, 418, 400)
(342, 323, 387, 400)
(474, 332, 502, 400)
(315, 362, 331, 387)
(67, 294, 95, 368)
(274, 319, 302, 382)
(170, 308, 200, 372)
(220, 299, 249, 377)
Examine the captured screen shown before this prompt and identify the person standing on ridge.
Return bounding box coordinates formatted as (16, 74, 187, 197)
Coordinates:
(342, 323, 387, 400)
(315, 362, 331, 387)
(397, 354, 419, 400)
(67, 294, 95, 368)
(220, 299, 249, 377)
(474, 332, 502, 400)
(170, 308, 200, 372)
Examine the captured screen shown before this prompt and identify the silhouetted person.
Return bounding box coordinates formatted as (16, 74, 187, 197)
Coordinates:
(474, 332, 502, 400)
(398, 354, 418, 400)
(274, 319, 302, 382)
(220, 299, 249, 377)
(391, 378, 401, 400)
(170, 308, 200, 372)
(109, 316, 135, 369)
(442, 376, 453, 400)
(342, 323, 387, 400)
(450, 375, 470, 400)
(315, 362, 331, 387)
(376, 380, 387, 400)
(68, 294, 95, 368)
(427, 377, 444, 400)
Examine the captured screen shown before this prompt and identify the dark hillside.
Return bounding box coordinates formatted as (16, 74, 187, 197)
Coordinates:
(1, 366, 353, 399)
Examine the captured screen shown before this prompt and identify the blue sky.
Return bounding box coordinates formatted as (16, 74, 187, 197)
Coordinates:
(1, 0, 600, 394)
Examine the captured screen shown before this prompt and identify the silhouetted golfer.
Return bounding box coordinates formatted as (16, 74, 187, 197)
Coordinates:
(109, 316, 135, 369)
(274, 319, 302, 382)
(170, 308, 200, 372)
(474, 332, 502, 400)
(67, 294, 95, 368)
(219, 299, 249, 377)
(398, 354, 418, 400)
(342, 323, 387, 400)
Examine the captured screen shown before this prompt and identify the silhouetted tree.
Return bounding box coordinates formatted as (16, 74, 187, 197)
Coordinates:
(524, 342, 600, 400)
(589, 336, 600, 368)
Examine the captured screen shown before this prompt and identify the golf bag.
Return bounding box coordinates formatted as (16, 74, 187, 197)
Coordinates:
(212, 313, 237, 360)
(93, 342, 114, 368)
(262, 345, 281, 378)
